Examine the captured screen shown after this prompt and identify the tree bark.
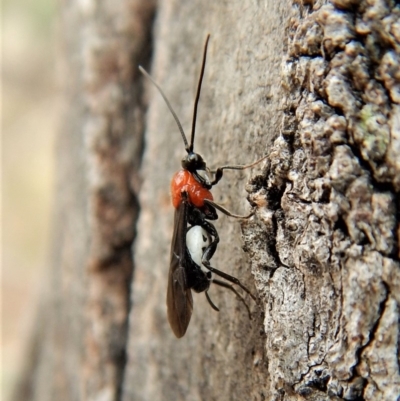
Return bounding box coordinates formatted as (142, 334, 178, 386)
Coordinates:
(15, 1, 400, 401)
(13, 1, 155, 400)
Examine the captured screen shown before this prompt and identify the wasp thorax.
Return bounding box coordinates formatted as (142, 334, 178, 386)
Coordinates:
(181, 152, 206, 171)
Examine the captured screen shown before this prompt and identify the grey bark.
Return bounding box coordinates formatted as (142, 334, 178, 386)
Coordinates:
(14, 1, 155, 400)
(15, 1, 400, 401)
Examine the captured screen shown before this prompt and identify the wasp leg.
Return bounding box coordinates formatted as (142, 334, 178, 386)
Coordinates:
(201, 258, 256, 301)
(198, 220, 256, 305)
(205, 291, 219, 311)
(197, 220, 255, 302)
(204, 199, 254, 219)
(209, 154, 267, 186)
(194, 219, 219, 266)
(212, 278, 252, 320)
(191, 214, 256, 302)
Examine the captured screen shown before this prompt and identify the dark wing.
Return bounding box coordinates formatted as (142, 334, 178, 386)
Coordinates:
(167, 194, 193, 338)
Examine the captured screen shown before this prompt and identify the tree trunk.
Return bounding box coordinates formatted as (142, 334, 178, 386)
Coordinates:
(15, 1, 400, 401)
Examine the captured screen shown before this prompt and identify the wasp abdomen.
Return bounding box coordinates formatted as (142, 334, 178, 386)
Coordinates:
(185, 226, 211, 293)
(186, 226, 211, 272)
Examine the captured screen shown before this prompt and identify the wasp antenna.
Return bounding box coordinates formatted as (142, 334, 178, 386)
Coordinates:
(139, 65, 190, 152)
(189, 34, 210, 153)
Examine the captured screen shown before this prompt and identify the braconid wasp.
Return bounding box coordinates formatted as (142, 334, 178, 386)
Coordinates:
(139, 34, 265, 338)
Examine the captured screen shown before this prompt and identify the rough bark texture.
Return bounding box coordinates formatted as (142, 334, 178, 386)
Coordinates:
(15, 1, 400, 401)
(242, 0, 400, 399)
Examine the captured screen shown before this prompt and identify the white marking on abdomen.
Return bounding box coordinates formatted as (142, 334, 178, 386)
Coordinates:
(186, 226, 211, 274)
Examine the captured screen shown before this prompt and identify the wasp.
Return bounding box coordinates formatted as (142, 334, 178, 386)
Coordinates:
(139, 35, 264, 338)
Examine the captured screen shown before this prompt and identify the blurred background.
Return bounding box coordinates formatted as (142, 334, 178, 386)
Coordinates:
(2, 0, 59, 399)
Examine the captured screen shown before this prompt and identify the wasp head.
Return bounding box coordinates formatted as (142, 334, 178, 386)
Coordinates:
(182, 152, 206, 172)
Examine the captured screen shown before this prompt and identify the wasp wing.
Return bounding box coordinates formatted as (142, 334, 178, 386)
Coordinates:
(167, 194, 193, 338)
